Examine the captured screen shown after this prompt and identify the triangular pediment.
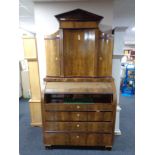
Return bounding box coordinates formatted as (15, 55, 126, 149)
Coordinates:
(55, 9, 103, 21)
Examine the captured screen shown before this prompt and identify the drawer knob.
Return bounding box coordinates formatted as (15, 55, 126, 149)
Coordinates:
(55, 57, 58, 61)
(76, 135, 79, 139)
(77, 124, 80, 127)
(99, 57, 103, 61)
(77, 105, 80, 109)
(77, 113, 80, 117)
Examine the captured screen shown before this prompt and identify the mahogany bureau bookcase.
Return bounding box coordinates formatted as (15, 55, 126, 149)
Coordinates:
(41, 9, 117, 150)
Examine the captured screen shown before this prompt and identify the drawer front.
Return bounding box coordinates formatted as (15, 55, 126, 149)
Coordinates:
(44, 133, 69, 145)
(44, 133, 86, 146)
(86, 134, 112, 146)
(87, 104, 113, 111)
(45, 122, 87, 132)
(45, 104, 87, 111)
(88, 111, 113, 121)
(45, 103, 114, 112)
(45, 112, 87, 121)
(44, 133, 112, 146)
(87, 122, 112, 133)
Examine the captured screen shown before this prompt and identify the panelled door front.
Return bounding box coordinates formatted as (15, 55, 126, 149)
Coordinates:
(98, 33, 113, 76)
(45, 38, 61, 76)
(63, 29, 97, 77)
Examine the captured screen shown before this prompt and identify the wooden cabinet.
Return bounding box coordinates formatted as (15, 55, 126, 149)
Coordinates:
(42, 9, 116, 149)
(42, 81, 116, 149)
(23, 36, 42, 126)
(45, 35, 61, 76)
(44, 9, 113, 78)
(98, 33, 113, 76)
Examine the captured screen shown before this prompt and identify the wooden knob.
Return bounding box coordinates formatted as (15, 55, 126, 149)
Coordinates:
(55, 57, 58, 61)
(77, 124, 80, 127)
(77, 105, 80, 109)
(78, 34, 80, 40)
(76, 135, 79, 139)
(77, 113, 80, 117)
(99, 57, 103, 60)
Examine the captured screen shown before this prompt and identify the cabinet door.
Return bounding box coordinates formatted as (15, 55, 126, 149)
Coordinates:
(98, 34, 113, 76)
(63, 29, 97, 77)
(45, 38, 60, 76)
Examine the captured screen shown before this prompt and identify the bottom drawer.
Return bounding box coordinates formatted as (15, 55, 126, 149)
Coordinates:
(44, 133, 112, 146)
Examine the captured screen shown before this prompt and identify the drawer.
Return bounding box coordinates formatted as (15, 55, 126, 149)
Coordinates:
(45, 111, 87, 121)
(44, 122, 87, 132)
(44, 133, 112, 146)
(45, 103, 87, 111)
(44, 133, 86, 146)
(88, 111, 113, 121)
(44, 133, 69, 145)
(87, 122, 112, 133)
(86, 134, 113, 146)
(87, 104, 113, 111)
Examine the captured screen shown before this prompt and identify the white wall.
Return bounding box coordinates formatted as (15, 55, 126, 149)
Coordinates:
(34, 1, 113, 85)
(113, 0, 135, 43)
(113, 0, 135, 27)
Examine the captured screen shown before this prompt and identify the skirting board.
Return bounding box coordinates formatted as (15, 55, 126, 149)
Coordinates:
(115, 129, 122, 135)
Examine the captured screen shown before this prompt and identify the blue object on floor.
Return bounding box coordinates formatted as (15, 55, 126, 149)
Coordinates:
(19, 95, 135, 155)
(121, 64, 135, 96)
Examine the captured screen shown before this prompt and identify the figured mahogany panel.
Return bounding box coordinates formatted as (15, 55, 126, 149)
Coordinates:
(44, 133, 112, 146)
(98, 33, 113, 76)
(44, 77, 113, 82)
(86, 134, 101, 146)
(86, 134, 112, 146)
(70, 133, 86, 146)
(45, 37, 60, 76)
(100, 134, 113, 146)
(44, 104, 87, 111)
(87, 112, 113, 121)
(44, 133, 69, 145)
(87, 122, 113, 133)
(44, 122, 112, 133)
(45, 111, 87, 121)
(63, 29, 97, 77)
(45, 82, 114, 94)
(60, 21, 98, 29)
(44, 122, 87, 132)
(87, 104, 114, 111)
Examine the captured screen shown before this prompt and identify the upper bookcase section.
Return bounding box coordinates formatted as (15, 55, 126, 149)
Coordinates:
(55, 8, 103, 22)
